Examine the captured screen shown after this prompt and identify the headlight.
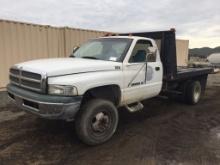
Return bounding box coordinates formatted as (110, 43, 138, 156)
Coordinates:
(48, 85, 78, 96)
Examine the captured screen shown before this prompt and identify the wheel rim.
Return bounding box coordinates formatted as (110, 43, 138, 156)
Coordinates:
(91, 112, 111, 134)
(193, 84, 201, 103)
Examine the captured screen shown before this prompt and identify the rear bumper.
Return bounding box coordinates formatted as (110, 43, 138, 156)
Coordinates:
(7, 84, 82, 121)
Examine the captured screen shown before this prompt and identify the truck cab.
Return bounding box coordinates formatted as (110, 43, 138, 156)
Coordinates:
(120, 36, 163, 104)
(7, 30, 212, 145)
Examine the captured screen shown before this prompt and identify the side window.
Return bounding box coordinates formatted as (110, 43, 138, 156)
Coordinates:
(129, 40, 153, 63)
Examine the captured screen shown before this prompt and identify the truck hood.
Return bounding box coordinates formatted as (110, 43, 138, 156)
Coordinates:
(14, 58, 121, 77)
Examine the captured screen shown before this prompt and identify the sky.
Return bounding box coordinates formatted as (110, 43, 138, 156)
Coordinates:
(0, 0, 219, 48)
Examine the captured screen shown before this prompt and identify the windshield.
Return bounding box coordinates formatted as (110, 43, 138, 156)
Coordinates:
(73, 38, 132, 62)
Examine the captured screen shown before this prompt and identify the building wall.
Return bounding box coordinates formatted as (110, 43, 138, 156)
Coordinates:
(0, 20, 106, 90)
(64, 27, 106, 56)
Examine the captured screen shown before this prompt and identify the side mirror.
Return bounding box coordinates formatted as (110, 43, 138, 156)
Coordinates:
(72, 46, 79, 53)
(70, 46, 79, 57)
(147, 47, 157, 55)
(147, 47, 157, 62)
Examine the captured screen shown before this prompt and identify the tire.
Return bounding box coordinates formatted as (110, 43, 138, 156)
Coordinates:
(75, 99, 118, 145)
(185, 81, 202, 105)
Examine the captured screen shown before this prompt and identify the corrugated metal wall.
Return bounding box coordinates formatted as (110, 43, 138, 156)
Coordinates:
(0, 20, 106, 90)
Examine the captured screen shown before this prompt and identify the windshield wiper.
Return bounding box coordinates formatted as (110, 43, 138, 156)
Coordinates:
(82, 56, 99, 60)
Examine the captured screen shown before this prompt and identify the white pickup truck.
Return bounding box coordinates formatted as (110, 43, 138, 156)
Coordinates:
(7, 30, 212, 145)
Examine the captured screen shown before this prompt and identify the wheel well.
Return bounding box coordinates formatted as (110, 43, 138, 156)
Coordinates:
(162, 74, 208, 97)
(81, 85, 121, 106)
(182, 75, 208, 94)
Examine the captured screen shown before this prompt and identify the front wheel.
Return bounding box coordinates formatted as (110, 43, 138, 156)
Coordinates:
(75, 99, 118, 145)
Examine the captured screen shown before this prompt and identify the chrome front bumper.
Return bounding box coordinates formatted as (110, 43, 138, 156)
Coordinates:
(7, 84, 82, 121)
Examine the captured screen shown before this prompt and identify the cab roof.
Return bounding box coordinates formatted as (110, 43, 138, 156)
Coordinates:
(100, 35, 154, 41)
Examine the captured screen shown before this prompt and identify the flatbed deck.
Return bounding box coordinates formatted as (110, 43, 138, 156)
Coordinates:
(175, 67, 213, 81)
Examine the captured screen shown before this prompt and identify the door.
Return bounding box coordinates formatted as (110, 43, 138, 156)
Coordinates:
(123, 39, 163, 104)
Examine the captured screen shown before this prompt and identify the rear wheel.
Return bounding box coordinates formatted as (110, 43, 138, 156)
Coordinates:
(185, 81, 202, 105)
(75, 99, 118, 145)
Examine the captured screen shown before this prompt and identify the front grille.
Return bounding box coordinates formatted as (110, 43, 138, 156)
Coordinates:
(9, 67, 46, 92)
(21, 70, 42, 80)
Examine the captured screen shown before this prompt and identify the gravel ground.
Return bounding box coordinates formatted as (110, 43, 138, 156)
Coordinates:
(0, 73, 220, 165)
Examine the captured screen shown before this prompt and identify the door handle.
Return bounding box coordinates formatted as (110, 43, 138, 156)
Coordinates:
(155, 67, 160, 71)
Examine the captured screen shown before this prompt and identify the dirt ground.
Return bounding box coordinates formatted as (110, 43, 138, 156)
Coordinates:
(0, 74, 220, 165)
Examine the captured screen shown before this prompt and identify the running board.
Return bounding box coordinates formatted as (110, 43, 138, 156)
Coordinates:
(125, 102, 144, 113)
